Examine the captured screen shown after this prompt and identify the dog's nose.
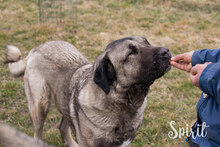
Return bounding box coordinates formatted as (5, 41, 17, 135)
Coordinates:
(159, 48, 169, 56)
(158, 48, 171, 58)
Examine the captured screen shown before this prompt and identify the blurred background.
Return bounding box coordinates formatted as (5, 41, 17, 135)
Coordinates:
(0, 0, 220, 146)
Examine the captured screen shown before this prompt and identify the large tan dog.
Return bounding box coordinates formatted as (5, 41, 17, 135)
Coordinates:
(6, 36, 171, 147)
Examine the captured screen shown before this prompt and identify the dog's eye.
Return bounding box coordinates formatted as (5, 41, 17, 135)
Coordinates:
(124, 45, 138, 62)
(128, 45, 138, 56)
(128, 49, 137, 56)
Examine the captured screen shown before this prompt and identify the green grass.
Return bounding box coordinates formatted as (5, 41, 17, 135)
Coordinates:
(0, 0, 220, 146)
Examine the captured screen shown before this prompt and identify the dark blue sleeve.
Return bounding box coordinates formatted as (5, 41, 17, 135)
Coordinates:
(199, 63, 220, 104)
(191, 49, 220, 66)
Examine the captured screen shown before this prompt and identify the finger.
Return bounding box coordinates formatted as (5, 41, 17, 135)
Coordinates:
(190, 74, 196, 85)
(191, 66, 198, 75)
(190, 74, 200, 88)
(186, 63, 192, 72)
(170, 61, 183, 69)
(205, 62, 212, 65)
(171, 54, 185, 62)
(170, 61, 185, 70)
(170, 61, 188, 71)
(170, 61, 178, 67)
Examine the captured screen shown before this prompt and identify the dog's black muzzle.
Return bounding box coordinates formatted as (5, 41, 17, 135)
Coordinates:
(156, 47, 172, 59)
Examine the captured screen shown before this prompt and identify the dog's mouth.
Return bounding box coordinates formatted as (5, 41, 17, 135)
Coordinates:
(166, 52, 173, 73)
(165, 61, 172, 73)
(151, 52, 172, 79)
(160, 51, 172, 73)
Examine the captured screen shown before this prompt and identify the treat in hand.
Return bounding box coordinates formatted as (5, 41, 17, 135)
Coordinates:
(170, 51, 194, 72)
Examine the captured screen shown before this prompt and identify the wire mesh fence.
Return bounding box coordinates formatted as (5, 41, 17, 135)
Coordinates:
(38, 0, 77, 27)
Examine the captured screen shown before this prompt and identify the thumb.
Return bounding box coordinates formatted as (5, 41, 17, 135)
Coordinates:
(171, 54, 185, 62)
(205, 62, 212, 65)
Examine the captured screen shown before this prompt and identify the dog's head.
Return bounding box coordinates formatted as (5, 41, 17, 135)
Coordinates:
(93, 36, 172, 94)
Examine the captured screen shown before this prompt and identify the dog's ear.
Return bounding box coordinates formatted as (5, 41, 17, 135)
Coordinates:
(94, 52, 116, 94)
(145, 38, 151, 45)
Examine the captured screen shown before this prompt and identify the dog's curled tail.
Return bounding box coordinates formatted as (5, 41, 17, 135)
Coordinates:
(5, 45, 27, 77)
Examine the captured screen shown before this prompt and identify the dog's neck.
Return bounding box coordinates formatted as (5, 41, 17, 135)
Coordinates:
(126, 83, 149, 108)
(107, 82, 151, 110)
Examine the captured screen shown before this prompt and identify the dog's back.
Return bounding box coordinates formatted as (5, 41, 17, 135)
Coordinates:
(31, 41, 90, 70)
(5, 41, 90, 77)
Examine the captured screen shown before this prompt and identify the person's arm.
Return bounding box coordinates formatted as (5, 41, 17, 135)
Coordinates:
(191, 49, 220, 66)
(199, 63, 220, 104)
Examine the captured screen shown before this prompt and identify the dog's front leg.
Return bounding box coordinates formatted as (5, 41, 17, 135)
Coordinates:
(59, 117, 79, 147)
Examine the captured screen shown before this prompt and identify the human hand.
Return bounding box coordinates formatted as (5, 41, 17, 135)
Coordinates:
(170, 51, 194, 72)
(190, 62, 212, 88)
